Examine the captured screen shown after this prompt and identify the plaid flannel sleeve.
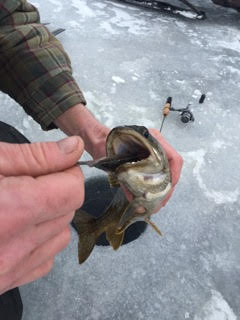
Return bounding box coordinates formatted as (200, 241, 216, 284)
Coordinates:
(0, 0, 86, 130)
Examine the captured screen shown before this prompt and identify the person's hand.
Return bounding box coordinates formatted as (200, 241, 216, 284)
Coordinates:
(149, 129, 183, 211)
(0, 136, 84, 295)
(122, 129, 183, 212)
(54, 104, 110, 160)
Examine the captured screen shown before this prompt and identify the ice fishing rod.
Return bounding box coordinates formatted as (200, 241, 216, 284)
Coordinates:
(160, 97, 172, 132)
(160, 94, 206, 132)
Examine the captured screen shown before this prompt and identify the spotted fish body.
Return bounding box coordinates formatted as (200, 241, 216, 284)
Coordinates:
(73, 125, 172, 263)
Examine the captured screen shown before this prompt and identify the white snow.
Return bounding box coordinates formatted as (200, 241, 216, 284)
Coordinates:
(194, 290, 237, 320)
(175, 10, 198, 19)
(112, 76, 125, 84)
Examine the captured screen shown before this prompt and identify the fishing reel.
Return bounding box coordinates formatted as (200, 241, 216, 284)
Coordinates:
(160, 94, 205, 132)
(170, 104, 195, 123)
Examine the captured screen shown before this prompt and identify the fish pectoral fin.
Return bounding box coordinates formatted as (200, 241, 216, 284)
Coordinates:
(145, 218, 163, 237)
(106, 227, 124, 250)
(118, 200, 144, 230)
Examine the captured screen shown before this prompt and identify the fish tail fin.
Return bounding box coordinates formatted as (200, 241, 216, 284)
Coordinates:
(73, 209, 98, 264)
(106, 226, 125, 250)
(78, 233, 96, 264)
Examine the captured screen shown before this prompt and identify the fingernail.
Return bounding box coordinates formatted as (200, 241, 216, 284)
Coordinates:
(57, 136, 79, 154)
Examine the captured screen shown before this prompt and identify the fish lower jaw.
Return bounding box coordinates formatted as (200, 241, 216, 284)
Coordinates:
(144, 182, 172, 201)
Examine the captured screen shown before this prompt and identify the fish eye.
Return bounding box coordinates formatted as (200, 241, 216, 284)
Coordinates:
(142, 128, 149, 138)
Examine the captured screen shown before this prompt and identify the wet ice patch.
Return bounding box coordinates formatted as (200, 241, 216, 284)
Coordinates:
(194, 290, 237, 320)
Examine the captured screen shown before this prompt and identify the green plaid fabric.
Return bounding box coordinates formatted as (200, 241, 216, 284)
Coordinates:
(0, 0, 86, 130)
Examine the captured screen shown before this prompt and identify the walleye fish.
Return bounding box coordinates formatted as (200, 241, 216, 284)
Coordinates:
(73, 125, 172, 264)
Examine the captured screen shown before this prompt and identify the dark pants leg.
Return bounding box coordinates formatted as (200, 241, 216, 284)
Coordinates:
(0, 288, 23, 320)
(0, 121, 30, 320)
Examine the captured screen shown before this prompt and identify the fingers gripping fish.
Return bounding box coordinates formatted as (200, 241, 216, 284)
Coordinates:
(73, 125, 172, 263)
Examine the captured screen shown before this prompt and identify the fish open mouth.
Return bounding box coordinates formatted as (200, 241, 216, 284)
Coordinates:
(81, 127, 153, 172)
(112, 134, 151, 164)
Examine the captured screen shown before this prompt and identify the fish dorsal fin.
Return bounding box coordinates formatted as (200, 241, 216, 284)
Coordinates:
(145, 218, 163, 236)
(106, 227, 124, 250)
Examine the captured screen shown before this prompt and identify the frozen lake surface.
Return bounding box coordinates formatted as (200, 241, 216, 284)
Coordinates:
(0, 0, 240, 319)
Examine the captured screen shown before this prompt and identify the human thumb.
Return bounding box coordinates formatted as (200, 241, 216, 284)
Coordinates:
(0, 136, 84, 177)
